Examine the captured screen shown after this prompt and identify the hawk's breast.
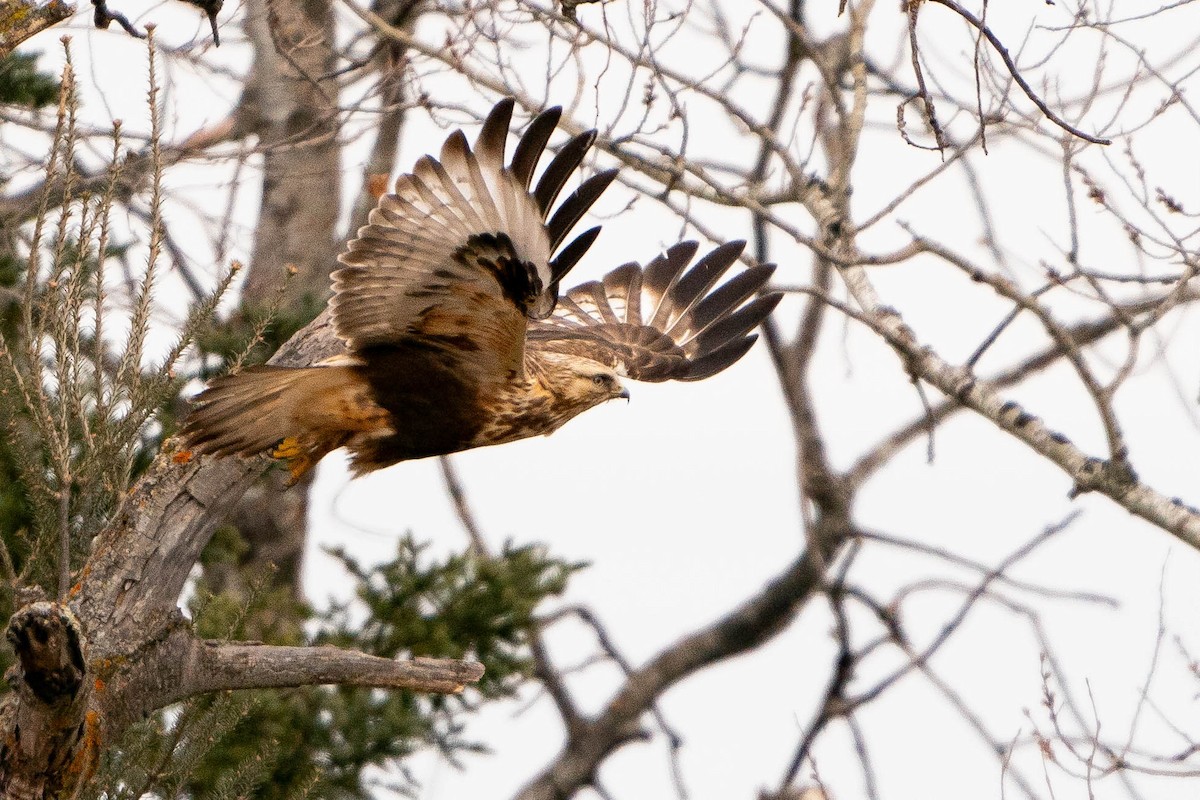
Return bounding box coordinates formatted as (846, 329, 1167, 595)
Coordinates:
(350, 341, 492, 466)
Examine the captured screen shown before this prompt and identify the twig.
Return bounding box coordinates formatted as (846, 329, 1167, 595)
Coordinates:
(439, 456, 488, 554)
(928, 0, 1112, 144)
(905, 0, 948, 153)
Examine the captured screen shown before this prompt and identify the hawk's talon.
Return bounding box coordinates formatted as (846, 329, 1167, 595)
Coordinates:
(271, 437, 303, 460)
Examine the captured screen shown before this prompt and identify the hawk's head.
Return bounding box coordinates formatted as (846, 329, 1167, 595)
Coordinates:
(534, 352, 630, 420)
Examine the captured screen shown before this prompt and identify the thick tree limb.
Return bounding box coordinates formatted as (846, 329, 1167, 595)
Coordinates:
(5, 603, 85, 705)
(73, 455, 262, 651)
(198, 0, 342, 618)
(239, 0, 339, 310)
(0, 603, 94, 800)
(73, 311, 339, 646)
(105, 620, 485, 726)
(0, 0, 72, 58)
(189, 645, 484, 695)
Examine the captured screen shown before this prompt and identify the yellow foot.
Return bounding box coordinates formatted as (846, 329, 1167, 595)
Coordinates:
(271, 437, 312, 486)
(271, 437, 304, 460)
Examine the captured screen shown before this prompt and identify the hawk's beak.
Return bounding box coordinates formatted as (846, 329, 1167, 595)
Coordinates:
(618, 387, 630, 402)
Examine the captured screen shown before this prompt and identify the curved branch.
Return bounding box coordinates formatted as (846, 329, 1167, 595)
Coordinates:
(74, 309, 344, 645)
(0, 0, 73, 58)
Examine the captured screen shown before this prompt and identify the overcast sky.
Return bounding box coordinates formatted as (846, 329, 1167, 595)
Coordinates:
(11, 1, 1200, 797)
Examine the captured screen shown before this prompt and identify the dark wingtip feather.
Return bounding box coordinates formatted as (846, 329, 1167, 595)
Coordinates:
(546, 168, 618, 250)
(550, 225, 602, 283)
(643, 241, 700, 295)
(475, 98, 516, 168)
(689, 264, 777, 333)
(693, 293, 782, 357)
(440, 129, 471, 161)
(536, 241, 778, 383)
(645, 241, 702, 329)
(534, 129, 598, 216)
(680, 335, 758, 381)
(511, 106, 562, 189)
(668, 239, 746, 316)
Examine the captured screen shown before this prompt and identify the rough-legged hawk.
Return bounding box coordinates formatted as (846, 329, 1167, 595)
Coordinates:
(181, 99, 781, 481)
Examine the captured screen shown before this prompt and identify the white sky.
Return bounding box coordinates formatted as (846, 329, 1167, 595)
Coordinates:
(11, 0, 1200, 797)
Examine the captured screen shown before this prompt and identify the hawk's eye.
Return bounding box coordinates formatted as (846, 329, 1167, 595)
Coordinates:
(592, 374, 608, 387)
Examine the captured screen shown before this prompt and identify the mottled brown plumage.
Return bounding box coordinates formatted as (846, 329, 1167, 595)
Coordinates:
(180, 100, 780, 482)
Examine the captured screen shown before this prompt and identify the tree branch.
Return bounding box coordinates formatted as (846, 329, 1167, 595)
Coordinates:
(0, 308, 455, 794)
(5, 602, 85, 706)
(835, 263, 1200, 549)
(514, 516, 853, 800)
(74, 309, 343, 647)
(927, 0, 1112, 145)
(843, 294, 1194, 488)
(0, 0, 73, 58)
(0, 603, 94, 800)
(188, 643, 484, 696)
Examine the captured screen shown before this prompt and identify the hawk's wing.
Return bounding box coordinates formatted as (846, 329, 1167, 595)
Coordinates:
(526, 241, 781, 381)
(332, 98, 617, 383)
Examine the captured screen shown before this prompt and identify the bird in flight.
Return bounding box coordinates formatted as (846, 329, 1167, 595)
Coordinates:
(181, 99, 781, 482)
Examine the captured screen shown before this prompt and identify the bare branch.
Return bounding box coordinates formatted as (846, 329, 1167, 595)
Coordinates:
(927, 0, 1112, 144)
(188, 643, 483, 696)
(835, 263, 1200, 549)
(514, 520, 851, 800)
(844, 293, 1193, 487)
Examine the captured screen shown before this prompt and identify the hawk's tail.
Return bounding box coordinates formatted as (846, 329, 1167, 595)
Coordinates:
(180, 364, 384, 483)
(180, 365, 325, 457)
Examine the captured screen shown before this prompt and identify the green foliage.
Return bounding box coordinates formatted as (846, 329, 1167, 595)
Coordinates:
(0, 52, 59, 109)
(169, 532, 582, 799)
(0, 251, 33, 679)
(193, 295, 325, 372)
(0, 55, 230, 598)
(326, 536, 581, 697)
(92, 691, 317, 800)
(0, 41, 235, 706)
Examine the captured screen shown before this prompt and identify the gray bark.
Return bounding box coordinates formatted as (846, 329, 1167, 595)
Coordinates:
(240, 0, 340, 311)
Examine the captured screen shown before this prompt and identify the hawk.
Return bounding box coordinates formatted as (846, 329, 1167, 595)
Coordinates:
(181, 99, 781, 482)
